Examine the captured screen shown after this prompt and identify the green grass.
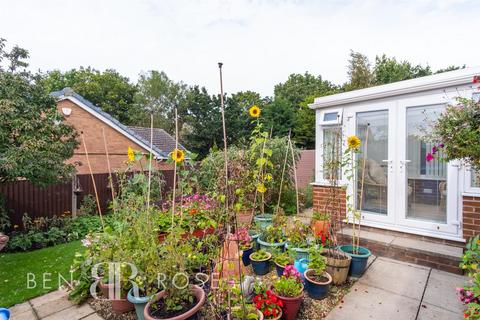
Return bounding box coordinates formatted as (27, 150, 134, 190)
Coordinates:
(0, 241, 84, 307)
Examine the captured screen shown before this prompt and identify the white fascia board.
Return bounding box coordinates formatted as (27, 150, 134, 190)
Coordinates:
(61, 96, 167, 160)
(309, 67, 480, 109)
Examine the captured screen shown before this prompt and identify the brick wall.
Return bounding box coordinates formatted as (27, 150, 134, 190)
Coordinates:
(463, 195, 480, 239)
(313, 184, 346, 227)
(58, 99, 172, 174)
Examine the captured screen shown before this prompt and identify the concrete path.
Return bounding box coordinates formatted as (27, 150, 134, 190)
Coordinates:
(326, 256, 469, 320)
(9, 289, 102, 320)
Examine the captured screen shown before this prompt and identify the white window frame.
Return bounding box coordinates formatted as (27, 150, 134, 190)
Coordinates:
(319, 108, 343, 126)
(464, 166, 480, 195)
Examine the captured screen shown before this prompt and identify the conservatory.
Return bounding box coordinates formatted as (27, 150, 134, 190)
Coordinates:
(309, 67, 480, 242)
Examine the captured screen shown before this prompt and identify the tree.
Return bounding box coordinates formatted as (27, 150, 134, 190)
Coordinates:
(344, 50, 374, 91)
(262, 98, 296, 138)
(0, 39, 78, 187)
(134, 70, 188, 133)
(39, 67, 138, 124)
(274, 72, 336, 108)
(182, 86, 222, 158)
(373, 54, 431, 84)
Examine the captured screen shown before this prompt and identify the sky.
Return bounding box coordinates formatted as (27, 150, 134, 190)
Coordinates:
(0, 0, 478, 96)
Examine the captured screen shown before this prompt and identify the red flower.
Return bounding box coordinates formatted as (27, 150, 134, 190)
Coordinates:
(473, 75, 480, 84)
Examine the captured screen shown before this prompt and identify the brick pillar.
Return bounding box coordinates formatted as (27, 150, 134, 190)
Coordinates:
(463, 195, 480, 239)
(312, 184, 347, 229)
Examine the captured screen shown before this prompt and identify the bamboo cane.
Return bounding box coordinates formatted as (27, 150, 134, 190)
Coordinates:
(356, 124, 370, 251)
(171, 108, 178, 229)
(288, 136, 300, 215)
(81, 134, 104, 229)
(147, 114, 154, 211)
(276, 131, 291, 214)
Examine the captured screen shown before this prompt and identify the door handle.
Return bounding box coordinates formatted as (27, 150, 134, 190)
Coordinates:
(382, 160, 394, 173)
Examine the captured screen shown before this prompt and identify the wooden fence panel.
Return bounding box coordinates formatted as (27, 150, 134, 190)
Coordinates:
(1, 170, 175, 228)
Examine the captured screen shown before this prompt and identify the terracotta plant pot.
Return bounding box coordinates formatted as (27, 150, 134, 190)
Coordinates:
(270, 285, 304, 320)
(98, 282, 135, 314)
(144, 285, 206, 320)
(236, 209, 254, 226)
(304, 269, 332, 300)
(323, 248, 352, 285)
(182, 227, 216, 240)
(311, 220, 330, 237)
(0, 233, 9, 252)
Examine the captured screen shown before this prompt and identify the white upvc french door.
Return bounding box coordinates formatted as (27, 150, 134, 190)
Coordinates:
(344, 101, 397, 226)
(395, 95, 460, 237)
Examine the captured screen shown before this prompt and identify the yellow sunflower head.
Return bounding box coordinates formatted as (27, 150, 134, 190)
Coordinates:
(249, 105, 261, 118)
(256, 183, 266, 193)
(127, 146, 135, 162)
(171, 148, 185, 163)
(347, 135, 361, 151)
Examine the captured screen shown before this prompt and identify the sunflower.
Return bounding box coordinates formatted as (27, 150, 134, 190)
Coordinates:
(171, 148, 185, 163)
(127, 146, 135, 162)
(249, 105, 261, 118)
(347, 135, 361, 151)
(256, 183, 266, 193)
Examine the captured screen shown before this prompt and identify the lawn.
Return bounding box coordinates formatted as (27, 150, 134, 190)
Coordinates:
(0, 241, 84, 307)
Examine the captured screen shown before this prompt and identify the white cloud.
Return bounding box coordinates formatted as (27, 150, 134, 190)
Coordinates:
(0, 0, 478, 96)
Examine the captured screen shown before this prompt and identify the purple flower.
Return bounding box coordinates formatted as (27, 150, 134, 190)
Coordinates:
(439, 143, 444, 148)
(432, 146, 438, 154)
(426, 153, 434, 162)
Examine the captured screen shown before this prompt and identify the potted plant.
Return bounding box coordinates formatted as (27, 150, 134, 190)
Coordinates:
(285, 219, 312, 260)
(339, 135, 372, 277)
(248, 225, 261, 251)
(144, 231, 206, 320)
(250, 250, 271, 276)
(322, 248, 351, 285)
(253, 282, 283, 320)
(304, 247, 332, 300)
(232, 227, 254, 267)
(253, 214, 273, 231)
(272, 250, 294, 277)
(311, 212, 330, 240)
(270, 265, 304, 320)
(216, 280, 264, 320)
(257, 225, 285, 254)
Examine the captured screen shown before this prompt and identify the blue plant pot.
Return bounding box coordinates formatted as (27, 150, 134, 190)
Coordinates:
(248, 230, 260, 251)
(257, 237, 286, 254)
(250, 252, 271, 275)
(0, 308, 10, 320)
(285, 242, 313, 261)
(274, 262, 286, 277)
(127, 288, 151, 320)
(339, 245, 371, 277)
(242, 246, 254, 266)
(253, 214, 273, 230)
(304, 269, 332, 300)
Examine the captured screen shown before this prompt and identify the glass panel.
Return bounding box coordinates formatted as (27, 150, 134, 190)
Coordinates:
(322, 127, 342, 180)
(406, 105, 446, 223)
(472, 170, 480, 188)
(356, 110, 389, 215)
(324, 112, 338, 122)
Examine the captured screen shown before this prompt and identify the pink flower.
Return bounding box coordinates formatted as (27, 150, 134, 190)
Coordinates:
(426, 153, 434, 162)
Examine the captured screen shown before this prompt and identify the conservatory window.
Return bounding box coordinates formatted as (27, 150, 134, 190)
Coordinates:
(322, 127, 342, 180)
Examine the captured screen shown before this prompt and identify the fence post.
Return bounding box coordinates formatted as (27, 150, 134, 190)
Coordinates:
(71, 175, 77, 217)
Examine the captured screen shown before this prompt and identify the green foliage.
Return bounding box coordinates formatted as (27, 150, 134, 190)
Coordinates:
(272, 250, 294, 267)
(272, 275, 303, 297)
(262, 225, 285, 244)
(373, 54, 431, 85)
(261, 98, 296, 138)
(79, 195, 97, 215)
(285, 219, 310, 247)
(308, 247, 327, 275)
(461, 235, 480, 277)
(250, 249, 270, 261)
(0, 39, 79, 187)
(428, 98, 480, 170)
(39, 67, 137, 124)
(344, 50, 374, 91)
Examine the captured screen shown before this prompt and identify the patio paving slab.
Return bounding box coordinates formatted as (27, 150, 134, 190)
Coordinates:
(41, 303, 97, 320)
(422, 269, 468, 313)
(34, 295, 75, 318)
(30, 289, 69, 307)
(10, 305, 37, 320)
(417, 302, 462, 320)
(325, 282, 420, 320)
(358, 257, 430, 300)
